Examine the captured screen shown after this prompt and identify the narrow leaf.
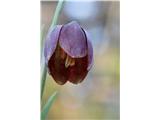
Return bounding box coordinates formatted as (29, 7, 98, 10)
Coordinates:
(41, 92, 58, 120)
(41, 24, 45, 55)
(41, 63, 47, 99)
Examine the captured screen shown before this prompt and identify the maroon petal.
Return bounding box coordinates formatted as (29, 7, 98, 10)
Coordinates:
(59, 21, 87, 58)
(44, 25, 62, 65)
(48, 46, 68, 85)
(68, 56, 88, 84)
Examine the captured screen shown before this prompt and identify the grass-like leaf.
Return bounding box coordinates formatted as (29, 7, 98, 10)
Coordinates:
(41, 63, 47, 99)
(41, 91, 58, 120)
(41, 24, 45, 55)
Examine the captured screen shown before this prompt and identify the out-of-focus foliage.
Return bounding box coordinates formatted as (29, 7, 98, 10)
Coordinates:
(41, 1, 120, 119)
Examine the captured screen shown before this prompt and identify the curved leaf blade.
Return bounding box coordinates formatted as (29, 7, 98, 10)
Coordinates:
(41, 92, 58, 120)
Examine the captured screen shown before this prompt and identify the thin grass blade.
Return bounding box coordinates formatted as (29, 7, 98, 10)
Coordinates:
(41, 91, 58, 120)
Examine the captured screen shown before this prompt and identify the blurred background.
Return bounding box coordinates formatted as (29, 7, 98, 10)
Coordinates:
(41, 1, 119, 119)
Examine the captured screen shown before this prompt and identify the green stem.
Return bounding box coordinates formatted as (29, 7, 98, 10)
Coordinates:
(50, 0, 64, 29)
(41, 0, 64, 99)
(40, 24, 45, 55)
(41, 63, 47, 99)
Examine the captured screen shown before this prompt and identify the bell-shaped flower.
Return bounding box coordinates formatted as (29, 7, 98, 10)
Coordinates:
(44, 21, 93, 85)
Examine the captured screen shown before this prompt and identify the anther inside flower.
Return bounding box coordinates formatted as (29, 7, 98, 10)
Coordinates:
(65, 54, 75, 68)
(44, 21, 93, 85)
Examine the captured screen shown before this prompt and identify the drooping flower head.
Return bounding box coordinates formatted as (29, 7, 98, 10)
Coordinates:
(44, 21, 93, 85)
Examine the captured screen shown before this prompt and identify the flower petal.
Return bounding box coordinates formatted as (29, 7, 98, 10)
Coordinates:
(44, 25, 62, 65)
(48, 46, 68, 85)
(86, 38, 93, 71)
(68, 56, 88, 84)
(81, 29, 94, 71)
(59, 21, 87, 58)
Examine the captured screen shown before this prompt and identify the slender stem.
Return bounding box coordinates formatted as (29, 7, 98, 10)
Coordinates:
(40, 24, 45, 55)
(41, 0, 64, 99)
(50, 0, 64, 29)
(41, 63, 47, 99)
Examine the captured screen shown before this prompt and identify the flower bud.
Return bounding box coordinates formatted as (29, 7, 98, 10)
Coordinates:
(44, 21, 93, 85)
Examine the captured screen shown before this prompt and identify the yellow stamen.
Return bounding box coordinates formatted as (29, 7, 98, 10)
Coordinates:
(70, 59, 75, 66)
(65, 55, 75, 68)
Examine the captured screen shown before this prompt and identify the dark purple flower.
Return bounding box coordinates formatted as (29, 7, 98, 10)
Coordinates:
(44, 21, 93, 85)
